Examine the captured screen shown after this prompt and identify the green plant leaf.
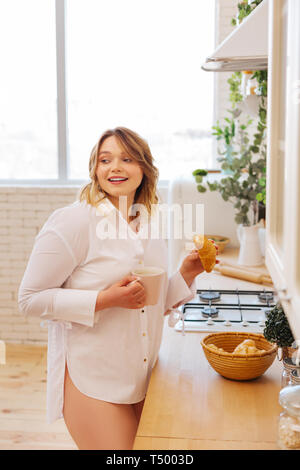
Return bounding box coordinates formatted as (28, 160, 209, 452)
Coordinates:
(235, 214, 245, 224)
(258, 177, 266, 186)
(197, 184, 207, 193)
(207, 182, 218, 191)
(192, 169, 208, 176)
(263, 303, 294, 347)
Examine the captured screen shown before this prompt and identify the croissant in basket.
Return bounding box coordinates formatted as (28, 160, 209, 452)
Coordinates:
(207, 339, 266, 355)
(193, 235, 216, 273)
(233, 339, 266, 355)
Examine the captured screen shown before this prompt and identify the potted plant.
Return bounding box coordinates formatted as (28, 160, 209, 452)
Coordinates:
(193, 92, 267, 266)
(193, 102, 266, 226)
(192, 2, 268, 266)
(212, 112, 236, 176)
(231, 0, 264, 26)
(193, 106, 267, 265)
(263, 303, 295, 360)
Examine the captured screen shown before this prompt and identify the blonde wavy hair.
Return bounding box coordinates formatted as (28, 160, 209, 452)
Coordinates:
(79, 127, 159, 217)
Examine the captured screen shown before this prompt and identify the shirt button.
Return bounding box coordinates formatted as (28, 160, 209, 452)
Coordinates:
(141, 309, 145, 313)
(144, 358, 147, 362)
(142, 333, 146, 337)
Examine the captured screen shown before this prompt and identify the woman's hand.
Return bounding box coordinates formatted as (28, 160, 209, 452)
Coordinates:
(179, 241, 219, 287)
(95, 275, 146, 311)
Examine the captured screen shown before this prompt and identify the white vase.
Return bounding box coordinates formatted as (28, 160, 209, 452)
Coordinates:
(258, 227, 266, 257)
(237, 224, 264, 267)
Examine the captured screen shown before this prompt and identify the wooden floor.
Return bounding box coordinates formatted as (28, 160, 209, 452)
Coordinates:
(0, 343, 77, 450)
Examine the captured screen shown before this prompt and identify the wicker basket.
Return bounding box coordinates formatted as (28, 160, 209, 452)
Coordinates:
(201, 332, 277, 381)
(205, 235, 230, 253)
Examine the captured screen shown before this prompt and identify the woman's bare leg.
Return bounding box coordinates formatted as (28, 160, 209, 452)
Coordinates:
(63, 365, 138, 450)
(132, 398, 145, 424)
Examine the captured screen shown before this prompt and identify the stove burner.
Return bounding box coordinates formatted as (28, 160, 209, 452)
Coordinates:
(199, 291, 221, 303)
(201, 306, 219, 318)
(258, 292, 274, 303)
(175, 289, 277, 333)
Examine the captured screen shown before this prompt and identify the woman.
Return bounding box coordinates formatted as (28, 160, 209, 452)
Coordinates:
(18, 127, 215, 450)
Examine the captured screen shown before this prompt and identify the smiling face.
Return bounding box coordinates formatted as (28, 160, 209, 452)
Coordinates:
(96, 135, 144, 210)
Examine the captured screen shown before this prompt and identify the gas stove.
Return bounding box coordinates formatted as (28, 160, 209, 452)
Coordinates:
(174, 288, 277, 333)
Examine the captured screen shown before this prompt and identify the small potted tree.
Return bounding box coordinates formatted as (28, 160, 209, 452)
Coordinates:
(263, 303, 295, 360)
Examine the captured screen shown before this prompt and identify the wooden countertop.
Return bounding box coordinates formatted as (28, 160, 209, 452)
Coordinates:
(133, 249, 282, 450)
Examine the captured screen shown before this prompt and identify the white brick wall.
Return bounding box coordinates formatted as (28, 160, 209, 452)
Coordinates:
(0, 1, 239, 344)
(0, 186, 81, 344)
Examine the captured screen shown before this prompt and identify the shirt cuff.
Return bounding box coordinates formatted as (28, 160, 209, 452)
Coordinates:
(41, 289, 99, 327)
(165, 271, 197, 312)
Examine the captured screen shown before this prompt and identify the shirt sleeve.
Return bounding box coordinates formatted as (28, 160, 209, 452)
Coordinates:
(164, 270, 197, 312)
(18, 221, 99, 328)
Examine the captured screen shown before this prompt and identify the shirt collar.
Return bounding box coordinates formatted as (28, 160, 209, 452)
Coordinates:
(95, 196, 151, 238)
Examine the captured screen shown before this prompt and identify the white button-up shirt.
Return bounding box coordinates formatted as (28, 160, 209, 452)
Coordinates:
(18, 198, 196, 424)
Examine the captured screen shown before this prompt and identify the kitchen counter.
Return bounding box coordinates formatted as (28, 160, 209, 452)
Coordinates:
(133, 249, 282, 450)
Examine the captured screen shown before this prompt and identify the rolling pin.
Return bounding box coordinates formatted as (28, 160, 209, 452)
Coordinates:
(213, 264, 273, 285)
(220, 260, 272, 276)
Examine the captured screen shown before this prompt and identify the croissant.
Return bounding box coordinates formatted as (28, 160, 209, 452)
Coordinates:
(233, 339, 266, 355)
(193, 235, 216, 273)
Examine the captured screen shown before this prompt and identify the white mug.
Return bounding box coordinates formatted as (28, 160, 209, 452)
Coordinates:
(131, 266, 165, 306)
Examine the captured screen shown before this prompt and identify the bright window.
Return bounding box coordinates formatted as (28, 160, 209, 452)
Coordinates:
(66, 0, 215, 181)
(0, 0, 58, 179)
